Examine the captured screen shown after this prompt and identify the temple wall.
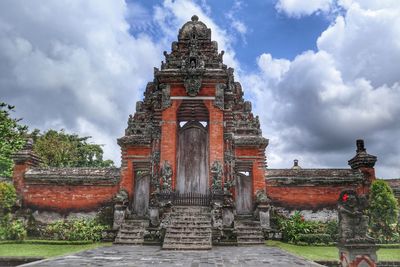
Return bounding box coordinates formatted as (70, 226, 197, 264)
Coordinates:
(22, 184, 119, 211)
(265, 167, 374, 210)
(266, 184, 366, 210)
(12, 164, 120, 213)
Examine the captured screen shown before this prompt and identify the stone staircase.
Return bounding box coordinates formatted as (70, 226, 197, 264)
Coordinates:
(235, 220, 265, 245)
(162, 206, 212, 250)
(114, 218, 149, 245)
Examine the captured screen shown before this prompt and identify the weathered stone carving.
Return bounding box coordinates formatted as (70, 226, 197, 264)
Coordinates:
(183, 74, 202, 96)
(337, 189, 378, 267)
(211, 161, 223, 192)
(112, 189, 128, 230)
(160, 84, 171, 109)
(338, 190, 374, 244)
(214, 84, 225, 110)
(161, 161, 172, 191)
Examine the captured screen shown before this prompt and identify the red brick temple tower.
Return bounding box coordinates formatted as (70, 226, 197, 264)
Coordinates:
(117, 15, 268, 217)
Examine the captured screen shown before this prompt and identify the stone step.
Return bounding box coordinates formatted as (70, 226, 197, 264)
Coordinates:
(114, 238, 144, 245)
(164, 235, 211, 241)
(165, 233, 211, 239)
(170, 221, 211, 226)
(163, 240, 211, 246)
(162, 244, 212, 250)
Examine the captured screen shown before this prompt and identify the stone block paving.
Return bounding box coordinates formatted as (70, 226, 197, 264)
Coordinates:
(21, 245, 323, 267)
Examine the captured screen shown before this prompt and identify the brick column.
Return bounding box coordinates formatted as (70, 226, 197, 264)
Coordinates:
(160, 100, 180, 189)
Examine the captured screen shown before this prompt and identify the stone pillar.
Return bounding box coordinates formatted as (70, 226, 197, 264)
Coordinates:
(339, 244, 378, 267)
(337, 189, 378, 267)
(258, 204, 271, 229)
(11, 138, 41, 196)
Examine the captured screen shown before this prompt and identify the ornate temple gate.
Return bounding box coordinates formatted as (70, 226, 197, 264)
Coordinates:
(177, 121, 209, 194)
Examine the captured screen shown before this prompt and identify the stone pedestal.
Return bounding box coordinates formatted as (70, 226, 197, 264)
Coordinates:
(222, 206, 234, 228)
(149, 207, 160, 227)
(338, 244, 378, 267)
(112, 204, 126, 230)
(257, 204, 271, 229)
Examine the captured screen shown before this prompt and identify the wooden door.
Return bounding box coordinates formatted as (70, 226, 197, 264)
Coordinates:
(133, 172, 149, 216)
(235, 173, 253, 214)
(176, 121, 209, 194)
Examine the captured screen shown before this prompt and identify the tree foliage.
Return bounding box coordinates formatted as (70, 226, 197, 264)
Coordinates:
(31, 129, 114, 168)
(0, 102, 27, 177)
(368, 180, 399, 242)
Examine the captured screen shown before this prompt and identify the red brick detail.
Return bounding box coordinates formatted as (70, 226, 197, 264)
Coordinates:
(120, 146, 151, 199)
(266, 184, 366, 209)
(171, 85, 215, 97)
(22, 184, 119, 212)
(12, 163, 28, 197)
(204, 100, 224, 162)
(160, 100, 180, 189)
(235, 147, 266, 196)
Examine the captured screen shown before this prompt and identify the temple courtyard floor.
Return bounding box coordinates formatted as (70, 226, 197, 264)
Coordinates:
(21, 245, 322, 267)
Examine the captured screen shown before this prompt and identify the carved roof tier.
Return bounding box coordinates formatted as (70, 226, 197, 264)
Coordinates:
(160, 15, 226, 71)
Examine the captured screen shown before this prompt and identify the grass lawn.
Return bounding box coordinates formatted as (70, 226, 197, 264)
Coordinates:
(266, 240, 400, 261)
(0, 241, 111, 258)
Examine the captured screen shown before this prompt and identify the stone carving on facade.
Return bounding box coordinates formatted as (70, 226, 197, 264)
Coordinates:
(161, 161, 172, 191)
(211, 161, 223, 192)
(183, 74, 202, 96)
(160, 84, 171, 110)
(214, 84, 225, 110)
(338, 190, 374, 244)
(112, 189, 129, 230)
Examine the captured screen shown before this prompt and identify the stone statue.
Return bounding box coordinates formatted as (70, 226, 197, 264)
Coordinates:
(338, 190, 374, 244)
(161, 161, 172, 191)
(211, 161, 223, 191)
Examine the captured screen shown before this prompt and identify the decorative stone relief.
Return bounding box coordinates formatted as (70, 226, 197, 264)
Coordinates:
(160, 84, 171, 110)
(211, 161, 223, 192)
(183, 74, 202, 96)
(214, 84, 225, 110)
(338, 190, 374, 244)
(161, 161, 172, 191)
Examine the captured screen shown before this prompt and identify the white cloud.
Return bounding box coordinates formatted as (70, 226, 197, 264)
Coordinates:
(246, 1, 400, 177)
(0, 0, 162, 165)
(275, 0, 334, 18)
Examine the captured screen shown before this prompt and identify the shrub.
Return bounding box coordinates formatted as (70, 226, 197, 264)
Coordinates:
(297, 234, 332, 245)
(324, 220, 338, 242)
(368, 180, 399, 242)
(0, 182, 16, 211)
(0, 214, 27, 241)
(44, 218, 106, 242)
(277, 211, 320, 243)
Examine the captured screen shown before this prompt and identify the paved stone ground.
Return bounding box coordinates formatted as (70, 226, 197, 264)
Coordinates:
(21, 245, 323, 267)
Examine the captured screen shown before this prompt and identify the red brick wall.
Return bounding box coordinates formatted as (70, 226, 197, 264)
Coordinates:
(160, 100, 180, 189)
(22, 184, 119, 212)
(266, 184, 366, 209)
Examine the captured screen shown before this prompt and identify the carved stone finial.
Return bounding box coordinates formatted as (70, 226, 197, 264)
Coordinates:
(191, 15, 199, 22)
(292, 159, 302, 170)
(348, 139, 377, 169)
(24, 138, 34, 150)
(356, 139, 366, 153)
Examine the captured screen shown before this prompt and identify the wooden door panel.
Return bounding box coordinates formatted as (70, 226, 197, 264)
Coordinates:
(134, 174, 149, 216)
(177, 122, 209, 194)
(236, 173, 253, 214)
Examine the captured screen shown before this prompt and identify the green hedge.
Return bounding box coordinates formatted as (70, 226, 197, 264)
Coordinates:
(297, 234, 332, 245)
(44, 219, 106, 242)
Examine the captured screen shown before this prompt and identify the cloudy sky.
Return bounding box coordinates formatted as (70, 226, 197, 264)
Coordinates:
(1, 0, 399, 178)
